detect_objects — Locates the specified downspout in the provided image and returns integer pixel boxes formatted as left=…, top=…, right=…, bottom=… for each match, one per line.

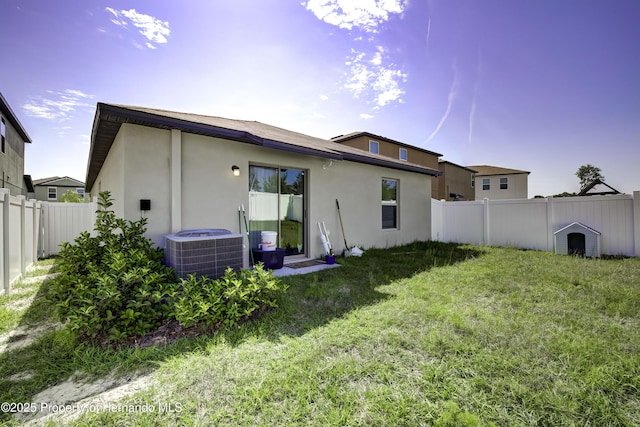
left=171, top=129, right=182, bottom=233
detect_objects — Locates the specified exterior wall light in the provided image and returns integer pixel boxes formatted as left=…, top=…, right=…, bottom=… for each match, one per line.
left=232, top=165, right=240, bottom=176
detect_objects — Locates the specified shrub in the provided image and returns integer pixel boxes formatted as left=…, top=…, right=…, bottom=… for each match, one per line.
left=59, top=189, right=87, bottom=203
left=174, top=263, right=288, bottom=328
left=47, top=191, right=179, bottom=342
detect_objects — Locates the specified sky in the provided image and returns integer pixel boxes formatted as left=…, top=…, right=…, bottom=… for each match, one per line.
left=1, top=0, right=639, bottom=197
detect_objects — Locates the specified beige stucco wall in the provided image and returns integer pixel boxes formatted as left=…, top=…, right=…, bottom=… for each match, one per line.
left=91, top=124, right=127, bottom=218
left=474, top=173, right=528, bottom=200
left=93, top=124, right=433, bottom=266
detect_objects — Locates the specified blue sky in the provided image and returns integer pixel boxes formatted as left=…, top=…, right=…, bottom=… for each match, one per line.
left=1, top=0, right=639, bottom=197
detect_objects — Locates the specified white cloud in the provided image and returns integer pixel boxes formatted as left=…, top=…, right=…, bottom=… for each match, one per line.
left=303, top=0, right=408, bottom=33
left=105, top=7, right=170, bottom=49
left=360, top=113, right=374, bottom=119
left=344, top=49, right=406, bottom=106
left=319, top=94, right=329, bottom=101
left=426, top=61, right=460, bottom=143
left=303, top=1, right=407, bottom=109
left=23, top=89, right=95, bottom=121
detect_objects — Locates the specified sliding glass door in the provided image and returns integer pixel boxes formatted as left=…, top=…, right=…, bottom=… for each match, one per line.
left=248, top=165, right=306, bottom=256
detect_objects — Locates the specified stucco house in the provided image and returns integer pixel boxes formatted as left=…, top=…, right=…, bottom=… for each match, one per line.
left=33, top=176, right=86, bottom=201
left=331, top=131, right=442, bottom=170
left=85, top=103, right=441, bottom=267
left=0, top=92, right=32, bottom=196
left=433, top=160, right=477, bottom=201
left=468, top=165, right=530, bottom=200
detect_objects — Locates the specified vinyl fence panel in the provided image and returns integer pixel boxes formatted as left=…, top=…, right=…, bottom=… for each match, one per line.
left=43, top=201, right=97, bottom=256
left=432, top=192, right=639, bottom=257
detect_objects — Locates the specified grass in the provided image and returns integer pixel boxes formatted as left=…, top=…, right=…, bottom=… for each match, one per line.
left=1, top=242, right=639, bottom=426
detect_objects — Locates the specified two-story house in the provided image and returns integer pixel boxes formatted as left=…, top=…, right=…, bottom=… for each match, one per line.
left=0, top=92, right=32, bottom=196
left=468, top=165, right=530, bottom=200
left=331, top=132, right=442, bottom=170
left=32, top=176, right=86, bottom=201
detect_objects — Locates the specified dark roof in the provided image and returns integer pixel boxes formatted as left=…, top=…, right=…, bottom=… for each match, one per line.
left=86, top=103, right=441, bottom=192
left=438, top=160, right=478, bottom=173
left=467, top=165, right=530, bottom=176
left=33, top=176, right=85, bottom=187
left=578, top=179, right=620, bottom=196
left=0, top=92, right=32, bottom=143
left=331, top=131, right=443, bottom=157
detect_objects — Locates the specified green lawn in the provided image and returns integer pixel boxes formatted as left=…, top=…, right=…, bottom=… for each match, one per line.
left=2, top=243, right=639, bottom=426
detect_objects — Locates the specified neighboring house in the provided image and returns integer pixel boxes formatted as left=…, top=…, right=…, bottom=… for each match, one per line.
left=433, top=161, right=477, bottom=201
left=0, top=92, right=32, bottom=196
left=85, top=103, right=441, bottom=266
left=33, top=176, right=86, bottom=201
left=331, top=131, right=442, bottom=170
left=468, top=165, right=530, bottom=200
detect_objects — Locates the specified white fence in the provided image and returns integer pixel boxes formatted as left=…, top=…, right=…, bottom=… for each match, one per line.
left=0, top=189, right=97, bottom=295
left=432, top=191, right=640, bottom=257
left=248, top=192, right=303, bottom=222
left=4, top=189, right=639, bottom=294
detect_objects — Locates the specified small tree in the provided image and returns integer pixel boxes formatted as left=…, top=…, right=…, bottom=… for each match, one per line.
left=59, top=189, right=87, bottom=203
left=575, top=164, right=604, bottom=190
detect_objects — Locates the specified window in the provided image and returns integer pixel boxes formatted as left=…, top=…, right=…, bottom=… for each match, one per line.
left=382, top=178, right=398, bottom=229
left=500, top=177, right=508, bottom=190
left=1, top=118, right=5, bottom=153
left=399, top=148, right=407, bottom=161
left=76, top=188, right=85, bottom=197
left=369, top=140, right=379, bottom=154
left=48, top=187, right=57, bottom=200
left=482, top=178, right=490, bottom=191
left=471, top=175, right=475, bottom=188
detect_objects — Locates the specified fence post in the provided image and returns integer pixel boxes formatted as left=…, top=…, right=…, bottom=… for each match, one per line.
left=30, top=200, right=39, bottom=261
left=483, top=198, right=490, bottom=246
left=634, top=191, right=640, bottom=257
left=546, top=196, right=554, bottom=252
left=41, top=201, right=49, bottom=258
left=1, top=189, right=10, bottom=294
left=18, top=195, right=27, bottom=276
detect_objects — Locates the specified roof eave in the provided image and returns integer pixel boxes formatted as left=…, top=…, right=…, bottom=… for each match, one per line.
left=340, top=152, right=441, bottom=176
left=333, top=131, right=443, bottom=158
left=0, top=92, right=32, bottom=143
left=86, top=103, right=345, bottom=191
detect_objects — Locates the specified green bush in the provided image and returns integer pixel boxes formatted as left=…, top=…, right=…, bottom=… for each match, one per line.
left=174, top=263, right=288, bottom=328
left=47, top=192, right=180, bottom=342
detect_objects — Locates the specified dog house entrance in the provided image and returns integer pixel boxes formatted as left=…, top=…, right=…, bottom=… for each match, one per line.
left=567, top=232, right=586, bottom=257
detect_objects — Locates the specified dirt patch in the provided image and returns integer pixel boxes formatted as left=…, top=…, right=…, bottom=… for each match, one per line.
left=16, top=371, right=153, bottom=424
left=0, top=322, right=62, bottom=353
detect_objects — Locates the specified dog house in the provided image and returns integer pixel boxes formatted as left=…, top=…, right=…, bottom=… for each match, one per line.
left=554, top=222, right=601, bottom=257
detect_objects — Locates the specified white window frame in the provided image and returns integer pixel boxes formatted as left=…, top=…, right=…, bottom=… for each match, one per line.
left=48, top=187, right=57, bottom=200
left=471, top=175, right=475, bottom=188
left=399, top=147, right=407, bottom=161
left=76, top=188, right=85, bottom=197
left=369, top=140, right=379, bottom=154
left=382, top=178, right=398, bottom=230
left=500, top=177, right=508, bottom=190
left=482, top=178, right=490, bottom=191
